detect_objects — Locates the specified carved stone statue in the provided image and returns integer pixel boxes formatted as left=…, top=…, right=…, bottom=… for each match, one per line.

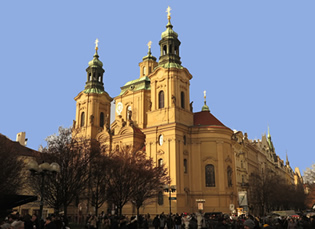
left=89, top=114, right=94, bottom=124
left=190, top=101, right=193, bottom=112
left=172, top=95, right=176, bottom=105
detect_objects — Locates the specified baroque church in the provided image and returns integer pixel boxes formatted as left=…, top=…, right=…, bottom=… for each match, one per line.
left=72, top=8, right=300, bottom=215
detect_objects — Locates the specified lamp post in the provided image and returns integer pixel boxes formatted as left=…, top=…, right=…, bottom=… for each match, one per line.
left=27, top=160, right=60, bottom=227
left=163, top=185, right=176, bottom=228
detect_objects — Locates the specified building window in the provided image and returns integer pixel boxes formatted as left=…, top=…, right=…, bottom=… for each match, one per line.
left=181, top=91, right=185, bottom=109
left=184, top=159, right=187, bottom=173
left=98, top=75, right=102, bottom=82
left=159, top=91, right=164, bottom=109
left=205, top=164, right=215, bottom=187
left=89, top=73, right=92, bottom=81
left=80, top=112, right=85, bottom=127
left=227, top=166, right=233, bottom=187
left=183, top=135, right=186, bottom=145
left=158, top=158, right=163, bottom=167
left=175, top=46, right=178, bottom=55
left=100, top=112, right=104, bottom=127
left=158, top=191, right=164, bottom=205
left=242, top=175, right=245, bottom=184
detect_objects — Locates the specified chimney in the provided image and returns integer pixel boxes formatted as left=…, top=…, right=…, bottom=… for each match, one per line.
left=16, top=132, right=27, bottom=146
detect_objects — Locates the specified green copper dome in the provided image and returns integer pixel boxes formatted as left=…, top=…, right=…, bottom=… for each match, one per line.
left=88, top=51, right=103, bottom=68
left=202, top=104, right=210, bottom=112
left=161, top=20, right=178, bottom=39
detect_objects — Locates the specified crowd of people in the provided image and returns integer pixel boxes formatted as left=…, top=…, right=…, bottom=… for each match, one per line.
left=0, top=213, right=68, bottom=229
left=1, top=211, right=315, bottom=229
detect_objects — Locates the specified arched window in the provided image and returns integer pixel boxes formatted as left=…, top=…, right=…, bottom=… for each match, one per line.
left=163, top=45, right=167, bottom=55
left=80, top=112, right=85, bottom=127
left=158, top=191, right=164, bottom=205
left=89, top=73, right=92, bottom=81
left=175, top=46, right=178, bottom=55
left=183, top=135, right=186, bottom=145
left=205, top=164, right=215, bottom=187
left=181, top=91, right=185, bottom=109
left=100, top=112, right=104, bottom=127
left=158, top=158, right=163, bottom=167
left=158, top=91, right=164, bottom=109
left=143, top=66, right=146, bottom=76
left=98, top=75, right=102, bottom=82
left=184, top=159, right=187, bottom=173
left=227, top=166, right=233, bottom=187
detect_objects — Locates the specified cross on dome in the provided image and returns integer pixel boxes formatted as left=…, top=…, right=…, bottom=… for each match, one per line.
left=95, top=38, right=99, bottom=50
left=166, top=6, right=171, bottom=19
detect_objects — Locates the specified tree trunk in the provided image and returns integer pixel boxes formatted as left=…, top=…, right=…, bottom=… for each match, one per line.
left=137, top=207, right=140, bottom=229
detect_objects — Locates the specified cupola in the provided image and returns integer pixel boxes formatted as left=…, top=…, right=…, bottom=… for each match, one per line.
left=84, top=39, right=105, bottom=93
left=139, top=41, right=158, bottom=77
left=158, top=6, right=182, bottom=68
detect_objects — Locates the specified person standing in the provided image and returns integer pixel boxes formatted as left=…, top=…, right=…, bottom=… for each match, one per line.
left=44, top=217, right=56, bottom=229
left=159, top=214, right=166, bottom=229
left=153, top=215, right=160, bottom=229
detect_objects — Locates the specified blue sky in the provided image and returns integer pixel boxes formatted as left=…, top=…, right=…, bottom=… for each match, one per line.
left=1, top=1, right=314, bottom=175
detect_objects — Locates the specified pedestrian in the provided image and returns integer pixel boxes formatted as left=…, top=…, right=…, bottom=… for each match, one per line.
left=44, top=217, right=57, bottom=229
left=243, top=219, right=255, bottom=229
left=160, top=214, right=166, bottom=229
left=153, top=215, right=160, bottom=229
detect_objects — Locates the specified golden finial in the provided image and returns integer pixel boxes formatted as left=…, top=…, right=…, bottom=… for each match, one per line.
left=147, top=41, right=152, bottom=50
left=166, top=6, right=171, bottom=20
left=95, top=38, right=99, bottom=51
left=204, top=90, right=206, bottom=99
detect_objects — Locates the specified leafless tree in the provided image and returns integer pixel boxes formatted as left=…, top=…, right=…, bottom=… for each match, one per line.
left=29, top=127, right=95, bottom=219
left=0, top=134, right=25, bottom=196
left=130, top=153, right=169, bottom=220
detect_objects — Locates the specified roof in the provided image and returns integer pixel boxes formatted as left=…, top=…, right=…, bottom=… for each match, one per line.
left=0, top=134, right=38, bottom=157
left=193, top=111, right=227, bottom=128
left=0, top=195, right=37, bottom=211
left=119, top=76, right=151, bottom=96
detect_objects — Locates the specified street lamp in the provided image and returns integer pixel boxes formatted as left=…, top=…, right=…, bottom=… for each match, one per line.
left=27, top=160, right=60, bottom=226
left=163, top=185, right=176, bottom=227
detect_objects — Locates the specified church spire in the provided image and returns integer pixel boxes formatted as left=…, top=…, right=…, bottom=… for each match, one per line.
left=142, top=41, right=156, bottom=62
left=202, top=90, right=210, bottom=112
left=84, top=39, right=105, bottom=93
left=158, top=6, right=182, bottom=68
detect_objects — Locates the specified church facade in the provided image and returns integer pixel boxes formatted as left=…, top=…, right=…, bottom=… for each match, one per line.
left=73, top=10, right=299, bottom=215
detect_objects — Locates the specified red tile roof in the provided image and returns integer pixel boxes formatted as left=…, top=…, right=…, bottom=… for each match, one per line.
left=193, top=111, right=227, bottom=128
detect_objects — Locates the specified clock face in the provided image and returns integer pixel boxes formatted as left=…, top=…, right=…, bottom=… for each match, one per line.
left=159, top=134, right=163, bottom=146
left=116, top=102, right=123, bottom=115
